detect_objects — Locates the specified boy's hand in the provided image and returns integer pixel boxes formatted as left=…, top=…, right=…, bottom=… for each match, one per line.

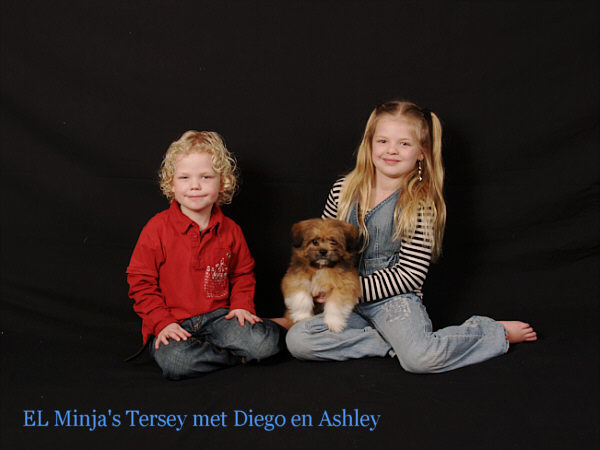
left=155, top=323, right=192, bottom=350
left=225, top=309, right=262, bottom=326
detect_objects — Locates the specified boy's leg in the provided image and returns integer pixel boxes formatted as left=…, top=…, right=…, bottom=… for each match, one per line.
left=203, top=309, right=283, bottom=362
left=285, top=311, right=391, bottom=361
left=150, top=316, right=241, bottom=380
left=364, top=293, right=508, bottom=373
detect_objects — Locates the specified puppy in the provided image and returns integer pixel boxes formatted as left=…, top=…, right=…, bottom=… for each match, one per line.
left=281, top=218, right=361, bottom=332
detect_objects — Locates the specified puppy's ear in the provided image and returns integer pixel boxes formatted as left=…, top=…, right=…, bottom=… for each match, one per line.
left=342, top=222, right=360, bottom=252
left=291, top=221, right=307, bottom=248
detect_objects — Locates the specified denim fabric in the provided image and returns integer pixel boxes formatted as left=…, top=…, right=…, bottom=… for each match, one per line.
left=150, top=308, right=281, bottom=379
left=286, top=294, right=508, bottom=372
left=286, top=192, right=509, bottom=372
left=348, top=189, right=402, bottom=277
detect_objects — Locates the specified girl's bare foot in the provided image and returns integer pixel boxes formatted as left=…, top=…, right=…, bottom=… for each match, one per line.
left=499, top=321, right=537, bottom=344
left=269, top=317, right=293, bottom=330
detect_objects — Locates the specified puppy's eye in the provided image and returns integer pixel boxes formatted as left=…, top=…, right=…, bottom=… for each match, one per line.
left=311, top=239, right=319, bottom=246
left=330, top=240, right=338, bottom=246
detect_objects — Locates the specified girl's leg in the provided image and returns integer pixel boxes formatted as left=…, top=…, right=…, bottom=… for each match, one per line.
left=364, top=294, right=509, bottom=373
left=285, top=310, right=391, bottom=361
left=498, top=321, right=537, bottom=343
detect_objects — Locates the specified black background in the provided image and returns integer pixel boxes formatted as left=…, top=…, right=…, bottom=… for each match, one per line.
left=1, top=1, right=598, bottom=448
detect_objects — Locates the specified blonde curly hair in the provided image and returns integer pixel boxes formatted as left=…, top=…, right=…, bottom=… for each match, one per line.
left=159, top=131, right=238, bottom=205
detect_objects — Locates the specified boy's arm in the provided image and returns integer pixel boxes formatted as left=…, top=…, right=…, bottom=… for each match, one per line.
left=128, top=273, right=179, bottom=336
left=227, top=225, right=257, bottom=314
left=127, top=223, right=178, bottom=339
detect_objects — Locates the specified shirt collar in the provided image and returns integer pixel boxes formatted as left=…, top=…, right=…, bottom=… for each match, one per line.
left=168, top=201, right=223, bottom=235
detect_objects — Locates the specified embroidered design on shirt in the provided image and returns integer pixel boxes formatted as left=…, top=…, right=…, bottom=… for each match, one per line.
left=204, top=256, right=229, bottom=298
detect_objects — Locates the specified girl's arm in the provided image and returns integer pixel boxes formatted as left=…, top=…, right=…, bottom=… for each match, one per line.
left=359, top=213, right=432, bottom=301
left=322, top=178, right=345, bottom=219
left=321, top=178, right=432, bottom=302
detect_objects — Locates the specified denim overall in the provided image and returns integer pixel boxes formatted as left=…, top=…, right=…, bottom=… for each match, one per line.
left=286, top=192, right=508, bottom=373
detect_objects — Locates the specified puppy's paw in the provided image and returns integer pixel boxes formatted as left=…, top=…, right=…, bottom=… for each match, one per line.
left=285, top=291, right=314, bottom=323
left=324, top=314, right=345, bottom=333
left=323, top=305, right=347, bottom=332
left=323, top=301, right=354, bottom=333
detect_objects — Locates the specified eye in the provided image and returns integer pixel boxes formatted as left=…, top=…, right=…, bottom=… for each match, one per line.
left=311, top=239, right=319, bottom=246
left=329, top=239, right=338, bottom=246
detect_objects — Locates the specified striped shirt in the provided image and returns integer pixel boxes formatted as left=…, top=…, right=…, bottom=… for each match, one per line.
left=322, top=178, right=432, bottom=303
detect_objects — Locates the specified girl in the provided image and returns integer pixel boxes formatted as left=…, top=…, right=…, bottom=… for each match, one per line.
left=285, top=100, right=536, bottom=373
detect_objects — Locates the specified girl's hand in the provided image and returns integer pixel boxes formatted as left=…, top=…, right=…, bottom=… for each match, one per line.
left=155, top=323, right=192, bottom=350
left=226, top=309, right=263, bottom=326
left=313, top=291, right=328, bottom=303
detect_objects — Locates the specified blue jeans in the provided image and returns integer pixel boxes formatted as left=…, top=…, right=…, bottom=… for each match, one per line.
left=286, top=293, right=509, bottom=373
left=150, top=308, right=282, bottom=380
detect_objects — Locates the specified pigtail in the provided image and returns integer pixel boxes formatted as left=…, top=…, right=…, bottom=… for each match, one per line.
left=428, top=112, right=446, bottom=259
left=382, top=104, right=444, bottom=260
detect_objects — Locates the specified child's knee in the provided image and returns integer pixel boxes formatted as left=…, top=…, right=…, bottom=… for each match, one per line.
left=285, top=324, right=313, bottom=360
left=396, top=344, right=442, bottom=374
left=243, top=322, right=282, bottom=361
left=152, top=344, right=193, bottom=380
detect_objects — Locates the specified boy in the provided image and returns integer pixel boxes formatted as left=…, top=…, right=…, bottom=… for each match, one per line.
left=127, top=131, right=281, bottom=379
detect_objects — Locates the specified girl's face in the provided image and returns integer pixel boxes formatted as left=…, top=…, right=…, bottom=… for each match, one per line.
left=171, top=152, right=222, bottom=220
left=371, top=116, right=423, bottom=185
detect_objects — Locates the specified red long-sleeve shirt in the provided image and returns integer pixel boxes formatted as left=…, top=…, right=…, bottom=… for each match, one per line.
left=127, top=201, right=256, bottom=343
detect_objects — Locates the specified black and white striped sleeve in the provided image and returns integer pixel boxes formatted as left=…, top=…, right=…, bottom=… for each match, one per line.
left=320, top=177, right=432, bottom=302
left=359, top=210, right=433, bottom=302
left=321, top=178, right=345, bottom=219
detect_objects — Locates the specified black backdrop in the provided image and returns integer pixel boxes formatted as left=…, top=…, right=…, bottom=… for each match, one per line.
left=1, top=1, right=598, bottom=448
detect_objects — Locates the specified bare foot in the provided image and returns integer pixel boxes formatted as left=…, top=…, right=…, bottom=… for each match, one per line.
left=269, top=317, right=293, bottom=330
left=499, top=321, right=537, bottom=344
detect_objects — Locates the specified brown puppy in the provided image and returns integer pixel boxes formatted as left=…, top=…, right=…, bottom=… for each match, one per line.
left=281, top=218, right=361, bottom=332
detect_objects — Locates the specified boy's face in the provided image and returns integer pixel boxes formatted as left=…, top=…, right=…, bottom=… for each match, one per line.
left=171, top=152, right=222, bottom=221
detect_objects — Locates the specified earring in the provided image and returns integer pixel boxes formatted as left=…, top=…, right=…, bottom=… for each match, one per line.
left=418, top=160, right=423, bottom=182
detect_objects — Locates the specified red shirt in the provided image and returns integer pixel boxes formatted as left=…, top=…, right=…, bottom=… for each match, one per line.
left=127, top=201, right=256, bottom=343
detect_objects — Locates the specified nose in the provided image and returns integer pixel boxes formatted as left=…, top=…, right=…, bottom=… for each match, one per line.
left=319, top=249, right=328, bottom=256
left=190, top=178, right=202, bottom=189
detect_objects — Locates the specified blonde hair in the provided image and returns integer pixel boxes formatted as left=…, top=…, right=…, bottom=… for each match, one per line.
left=337, top=100, right=446, bottom=260
left=158, top=131, right=238, bottom=205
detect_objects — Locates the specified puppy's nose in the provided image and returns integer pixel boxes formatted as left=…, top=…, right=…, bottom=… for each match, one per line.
left=319, top=249, right=328, bottom=256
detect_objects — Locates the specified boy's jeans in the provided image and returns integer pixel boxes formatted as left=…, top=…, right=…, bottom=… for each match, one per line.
left=150, top=308, right=281, bottom=379
left=286, top=293, right=508, bottom=373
